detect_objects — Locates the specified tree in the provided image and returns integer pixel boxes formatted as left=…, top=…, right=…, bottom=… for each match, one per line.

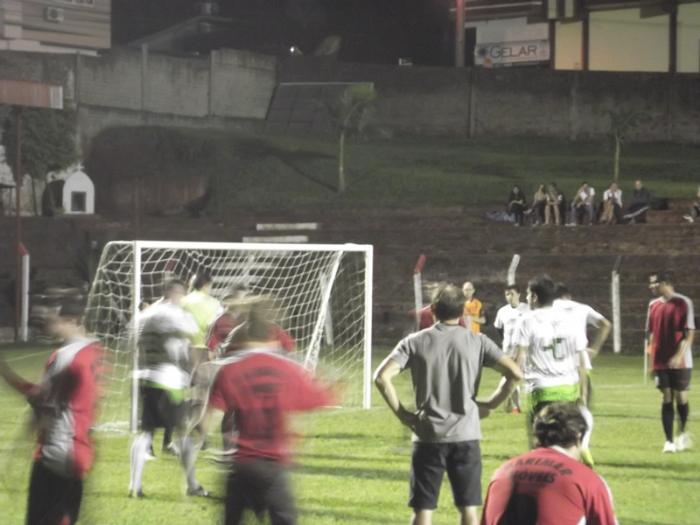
left=2, top=108, right=78, bottom=214
left=330, top=83, right=377, bottom=194
left=606, top=110, right=650, bottom=183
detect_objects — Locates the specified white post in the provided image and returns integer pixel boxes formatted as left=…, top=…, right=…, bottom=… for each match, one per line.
left=20, top=246, right=29, bottom=342
left=362, top=247, right=374, bottom=409
left=413, top=272, right=423, bottom=331
left=305, top=253, right=344, bottom=371
left=130, top=242, right=142, bottom=433
left=611, top=270, right=621, bottom=354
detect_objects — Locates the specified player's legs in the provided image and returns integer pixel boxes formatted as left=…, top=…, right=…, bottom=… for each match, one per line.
left=263, top=464, right=297, bottom=525
left=129, top=432, right=152, bottom=496
left=225, top=466, right=248, bottom=525
left=672, top=369, right=692, bottom=450
left=656, top=370, right=676, bottom=450
left=409, top=443, right=447, bottom=524
left=27, top=460, right=83, bottom=525
left=445, top=441, right=481, bottom=525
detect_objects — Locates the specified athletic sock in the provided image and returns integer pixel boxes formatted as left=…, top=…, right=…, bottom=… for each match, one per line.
left=130, top=432, right=152, bottom=493
left=179, top=435, right=200, bottom=490
left=677, top=402, right=689, bottom=433
left=662, top=402, right=675, bottom=442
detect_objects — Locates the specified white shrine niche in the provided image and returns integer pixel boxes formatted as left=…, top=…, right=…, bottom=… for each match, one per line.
left=61, top=169, right=95, bottom=214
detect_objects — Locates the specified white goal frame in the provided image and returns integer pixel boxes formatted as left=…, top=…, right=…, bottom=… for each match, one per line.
left=88, top=240, right=373, bottom=432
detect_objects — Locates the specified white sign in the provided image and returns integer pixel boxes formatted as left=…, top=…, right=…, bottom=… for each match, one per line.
left=475, top=40, right=550, bottom=66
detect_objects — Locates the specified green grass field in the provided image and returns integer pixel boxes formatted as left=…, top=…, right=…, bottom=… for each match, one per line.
left=1, top=346, right=699, bottom=524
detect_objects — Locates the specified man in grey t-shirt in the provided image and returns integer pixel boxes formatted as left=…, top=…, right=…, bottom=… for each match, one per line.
left=375, top=283, right=523, bottom=525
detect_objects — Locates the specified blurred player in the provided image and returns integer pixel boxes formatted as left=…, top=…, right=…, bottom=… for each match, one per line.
left=375, top=283, right=522, bottom=525
left=207, top=287, right=295, bottom=356
left=515, top=275, right=588, bottom=447
left=0, top=301, right=103, bottom=525
left=646, top=272, right=695, bottom=453
left=481, top=402, right=617, bottom=525
left=181, top=272, right=222, bottom=362
left=462, top=281, right=486, bottom=334
left=553, top=283, right=611, bottom=465
left=128, top=279, right=208, bottom=498
left=493, top=284, right=530, bottom=413
left=204, top=304, right=334, bottom=524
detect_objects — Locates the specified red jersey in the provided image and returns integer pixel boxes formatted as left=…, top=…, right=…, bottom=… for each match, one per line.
left=209, top=349, right=333, bottom=463
left=481, top=447, right=617, bottom=525
left=646, top=294, right=695, bottom=370
left=206, top=312, right=295, bottom=354
left=5, top=339, right=103, bottom=478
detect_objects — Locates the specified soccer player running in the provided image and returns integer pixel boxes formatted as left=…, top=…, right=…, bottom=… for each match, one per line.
left=553, top=282, right=611, bottom=465
left=646, top=272, right=695, bottom=453
left=374, top=283, right=523, bottom=525
left=204, top=304, right=335, bottom=524
left=493, top=284, right=530, bottom=414
left=481, top=402, right=618, bottom=525
left=0, top=301, right=103, bottom=525
left=515, top=275, right=589, bottom=448
left=128, top=278, right=208, bottom=498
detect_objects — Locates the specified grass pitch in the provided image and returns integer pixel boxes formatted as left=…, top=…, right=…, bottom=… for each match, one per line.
left=1, top=345, right=699, bottom=524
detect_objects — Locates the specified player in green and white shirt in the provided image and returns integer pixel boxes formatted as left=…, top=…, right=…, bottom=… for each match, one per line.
left=516, top=275, right=588, bottom=444
left=553, top=282, right=611, bottom=465
left=493, top=284, right=530, bottom=413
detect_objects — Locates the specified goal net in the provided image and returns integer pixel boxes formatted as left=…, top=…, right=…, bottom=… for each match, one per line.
left=84, top=241, right=373, bottom=432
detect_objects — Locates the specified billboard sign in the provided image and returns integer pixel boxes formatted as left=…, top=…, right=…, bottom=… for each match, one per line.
left=475, top=39, right=550, bottom=67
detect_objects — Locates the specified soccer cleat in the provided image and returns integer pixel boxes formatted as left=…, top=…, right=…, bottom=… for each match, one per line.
left=511, top=407, right=521, bottom=415
left=186, top=485, right=210, bottom=498
left=663, top=441, right=677, bottom=453
left=129, top=489, right=145, bottom=499
left=580, top=448, right=595, bottom=467
left=676, top=432, right=693, bottom=451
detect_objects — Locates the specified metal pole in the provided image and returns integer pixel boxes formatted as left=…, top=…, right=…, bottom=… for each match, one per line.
left=14, top=107, right=22, bottom=342
left=455, top=0, right=465, bottom=67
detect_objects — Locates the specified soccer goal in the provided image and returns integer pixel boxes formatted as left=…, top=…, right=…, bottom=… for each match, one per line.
left=84, top=241, right=373, bottom=432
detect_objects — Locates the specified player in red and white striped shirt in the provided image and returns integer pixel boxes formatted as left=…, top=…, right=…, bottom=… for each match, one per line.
left=646, top=272, right=695, bottom=453
left=0, top=301, right=103, bottom=525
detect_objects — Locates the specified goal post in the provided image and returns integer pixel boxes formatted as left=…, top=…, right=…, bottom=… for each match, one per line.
left=85, top=240, right=374, bottom=432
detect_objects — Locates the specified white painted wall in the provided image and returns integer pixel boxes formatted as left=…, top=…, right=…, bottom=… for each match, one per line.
left=555, top=21, right=583, bottom=70
left=678, top=3, right=700, bottom=73
left=467, top=17, right=548, bottom=44
left=589, top=8, right=669, bottom=72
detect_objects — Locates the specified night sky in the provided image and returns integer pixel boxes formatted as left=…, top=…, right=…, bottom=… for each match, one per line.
left=112, top=0, right=454, bottom=65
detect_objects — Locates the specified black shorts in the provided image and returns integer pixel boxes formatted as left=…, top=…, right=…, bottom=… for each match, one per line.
left=26, top=460, right=83, bottom=525
left=409, top=440, right=482, bottom=510
left=655, top=369, right=692, bottom=391
left=140, top=385, right=184, bottom=432
left=225, top=460, right=296, bottom=525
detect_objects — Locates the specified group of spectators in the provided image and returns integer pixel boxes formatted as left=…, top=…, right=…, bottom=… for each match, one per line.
left=507, top=179, right=654, bottom=226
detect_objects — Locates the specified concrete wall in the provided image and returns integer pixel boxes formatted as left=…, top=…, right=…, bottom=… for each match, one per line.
left=277, top=59, right=700, bottom=143
left=210, top=49, right=277, bottom=119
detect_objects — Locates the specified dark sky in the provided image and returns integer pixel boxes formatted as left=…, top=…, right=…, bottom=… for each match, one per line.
left=112, top=0, right=454, bottom=65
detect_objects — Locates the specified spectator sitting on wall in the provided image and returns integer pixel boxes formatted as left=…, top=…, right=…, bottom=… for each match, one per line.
left=507, top=185, right=527, bottom=227
left=600, top=182, right=623, bottom=225
left=544, top=183, right=563, bottom=226
left=529, top=185, right=547, bottom=226
left=570, top=182, right=596, bottom=226
left=683, top=186, right=700, bottom=223
left=624, top=179, right=652, bottom=223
